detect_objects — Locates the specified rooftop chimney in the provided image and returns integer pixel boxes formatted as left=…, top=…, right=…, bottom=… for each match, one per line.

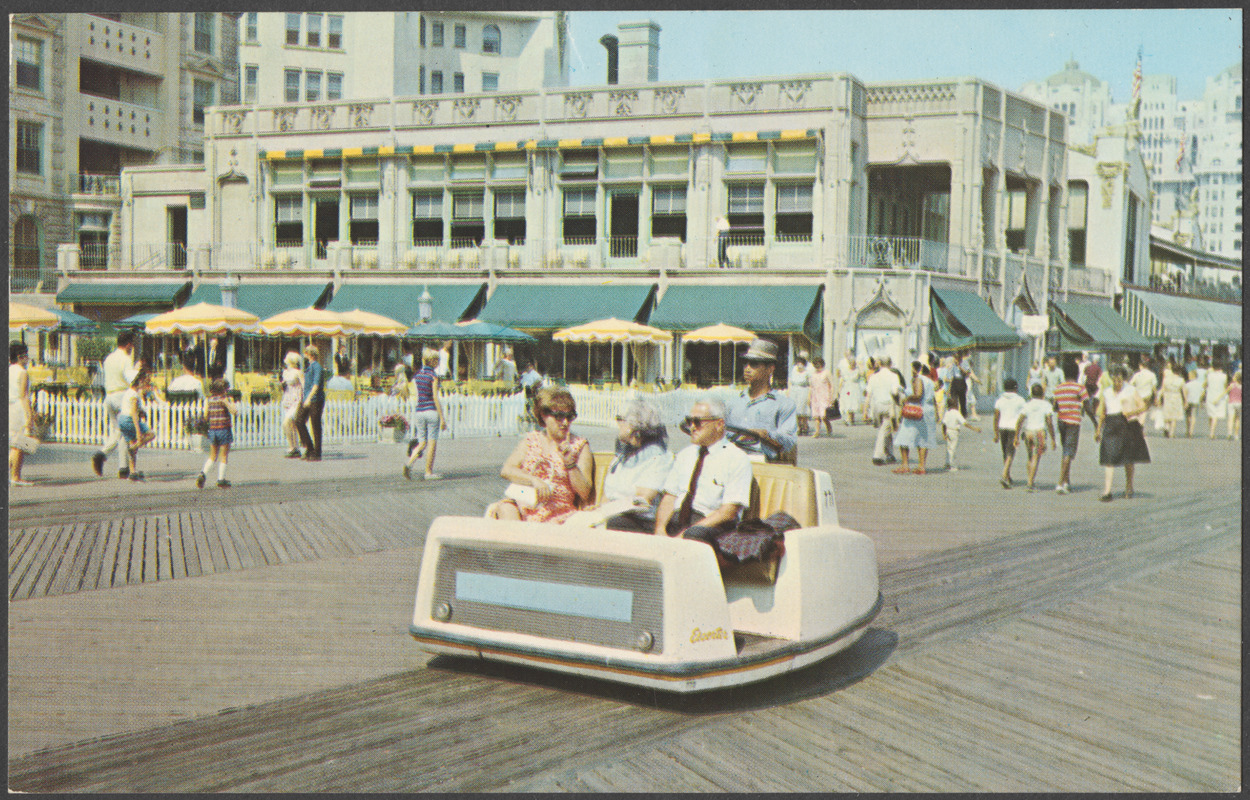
left=599, top=34, right=619, bottom=85
left=617, top=20, right=660, bottom=84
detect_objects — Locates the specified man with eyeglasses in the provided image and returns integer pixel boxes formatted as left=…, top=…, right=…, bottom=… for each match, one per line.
left=606, top=397, right=752, bottom=543
left=724, top=338, right=798, bottom=463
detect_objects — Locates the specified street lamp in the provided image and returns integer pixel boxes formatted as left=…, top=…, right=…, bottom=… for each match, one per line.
left=219, top=273, right=240, bottom=387
left=418, top=286, right=433, bottom=324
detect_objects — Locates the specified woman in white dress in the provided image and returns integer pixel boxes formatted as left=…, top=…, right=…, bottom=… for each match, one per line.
left=9, top=343, right=35, bottom=486
left=838, top=355, right=864, bottom=425
left=1203, top=359, right=1230, bottom=439
left=280, top=351, right=305, bottom=458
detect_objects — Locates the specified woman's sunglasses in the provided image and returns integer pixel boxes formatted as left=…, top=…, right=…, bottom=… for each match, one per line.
left=545, top=410, right=577, bottom=422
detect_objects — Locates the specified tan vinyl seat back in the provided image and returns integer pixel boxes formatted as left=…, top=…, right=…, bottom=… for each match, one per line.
left=593, top=451, right=817, bottom=527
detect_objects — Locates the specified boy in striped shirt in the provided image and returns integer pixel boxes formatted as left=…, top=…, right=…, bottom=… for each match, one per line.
left=1052, top=360, right=1089, bottom=495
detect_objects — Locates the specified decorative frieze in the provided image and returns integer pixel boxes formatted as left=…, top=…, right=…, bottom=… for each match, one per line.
left=779, top=80, right=812, bottom=107
left=453, top=98, right=480, bottom=122
left=564, top=92, right=593, bottom=118
left=654, top=87, right=684, bottom=115
left=310, top=106, right=335, bottom=130
left=224, top=110, right=247, bottom=134
left=494, top=95, right=522, bottom=122
left=274, top=108, right=296, bottom=132
left=349, top=103, right=374, bottom=128
left=730, top=82, right=765, bottom=108
left=609, top=90, right=639, bottom=116
left=1096, top=162, right=1128, bottom=208
left=414, top=100, right=439, bottom=125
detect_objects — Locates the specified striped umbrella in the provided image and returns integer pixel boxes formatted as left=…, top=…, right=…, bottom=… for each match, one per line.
left=9, top=302, right=60, bottom=331
left=260, top=307, right=362, bottom=336
left=146, top=303, right=260, bottom=335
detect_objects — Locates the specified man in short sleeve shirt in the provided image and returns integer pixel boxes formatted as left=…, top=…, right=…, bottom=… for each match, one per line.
left=1051, top=359, right=1089, bottom=495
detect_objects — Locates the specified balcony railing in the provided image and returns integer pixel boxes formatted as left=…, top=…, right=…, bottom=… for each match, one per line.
left=75, top=94, right=162, bottom=152
left=608, top=236, right=639, bottom=259
left=80, top=243, right=111, bottom=269
left=1138, top=273, right=1242, bottom=303
left=75, top=174, right=121, bottom=196
left=132, top=242, right=186, bottom=270
left=845, top=235, right=953, bottom=273
left=69, top=14, right=167, bottom=78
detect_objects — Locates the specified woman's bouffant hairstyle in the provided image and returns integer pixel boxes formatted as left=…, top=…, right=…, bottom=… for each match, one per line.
left=617, top=397, right=667, bottom=451
left=422, top=347, right=441, bottom=367
left=534, top=386, right=576, bottom=419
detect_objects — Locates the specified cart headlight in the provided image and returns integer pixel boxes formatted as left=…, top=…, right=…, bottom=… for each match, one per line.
left=636, top=630, right=654, bottom=652
left=433, top=602, right=452, bottom=621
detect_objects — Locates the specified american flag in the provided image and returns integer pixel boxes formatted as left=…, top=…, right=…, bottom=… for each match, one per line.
left=1131, top=46, right=1142, bottom=118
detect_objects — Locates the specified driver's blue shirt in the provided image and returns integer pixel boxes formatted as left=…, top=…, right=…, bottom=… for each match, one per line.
left=725, top=387, right=798, bottom=459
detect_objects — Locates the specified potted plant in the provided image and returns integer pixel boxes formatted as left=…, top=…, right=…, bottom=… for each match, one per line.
left=185, top=415, right=211, bottom=451
left=378, top=412, right=409, bottom=443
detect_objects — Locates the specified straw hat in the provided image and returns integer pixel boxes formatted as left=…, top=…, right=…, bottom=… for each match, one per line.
left=741, top=338, right=780, bottom=363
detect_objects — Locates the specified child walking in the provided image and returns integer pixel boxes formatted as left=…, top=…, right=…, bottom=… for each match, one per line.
left=118, top=367, right=158, bottom=481
left=1015, top=383, right=1057, bottom=492
left=197, top=378, right=237, bottom=488
left=991, top=378, right=1026, bottom=489
left=940, top=400, right=981, bottom=470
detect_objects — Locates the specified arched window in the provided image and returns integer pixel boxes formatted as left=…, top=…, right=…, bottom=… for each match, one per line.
left=482, top=24, right=500, bottom=54
left=13, top=215, right=41, bottom=290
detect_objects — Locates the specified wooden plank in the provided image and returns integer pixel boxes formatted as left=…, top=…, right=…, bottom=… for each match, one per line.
left=156, top=515, right=174, bottom=582
left=28, top=525, right=75, bottom=599
left=220, top=508, right=259, bottom=571
left=125, top=516, right=146, bottom=585
left=247, top=505, right=308, bottom=563
left=57, top=522, right=100, bottom=596
left=242, top=505, right=292, bottom=566
left=8, top=526, right=36, bottom=576
left=167, top=513, right=189, bottom=581
left=199, top=508, right=229, bottom=575
left=211, top=508, right=243, bottom=573
left=142, top=516, right=159, bottom=585
left=258, top=503, right=328, bottom=562
left=9, top=526, right=50, bottom=599
left=180, top=511, right=205, bottom=579
left=79, top=520, right=112, bottom=592
left=95, top=520, right=123, bottom=590
left=298, top=501, right=368, bottom=556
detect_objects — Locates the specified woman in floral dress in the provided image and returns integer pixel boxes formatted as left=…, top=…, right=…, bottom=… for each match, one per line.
left=491, top=387, right=594, bottom=523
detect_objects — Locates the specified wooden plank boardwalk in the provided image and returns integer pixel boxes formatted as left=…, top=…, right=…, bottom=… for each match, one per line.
left=7, top=486, right=497, bottom=602
left=9, top=490, right=1239, bottom=793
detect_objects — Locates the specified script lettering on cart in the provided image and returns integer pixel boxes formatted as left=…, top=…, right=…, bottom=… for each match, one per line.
left=690, top=627, right=729, bottom=643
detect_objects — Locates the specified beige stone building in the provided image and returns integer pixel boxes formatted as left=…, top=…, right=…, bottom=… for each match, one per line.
left=236, top=12, right=568, bottom=106
left=59, top=55, right=1131, bottom=392
left=9, top=12, right=239, bottom=294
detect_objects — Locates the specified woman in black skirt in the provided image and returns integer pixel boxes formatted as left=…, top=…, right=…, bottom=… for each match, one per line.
left=1094, top=364, right=1150, bottom=501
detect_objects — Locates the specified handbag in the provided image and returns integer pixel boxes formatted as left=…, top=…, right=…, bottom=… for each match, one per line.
left=11, top=433, right=39, bottom=455
left=826, top=399, right=840, bottom=420
left=901, top=402, right=924, bottom=420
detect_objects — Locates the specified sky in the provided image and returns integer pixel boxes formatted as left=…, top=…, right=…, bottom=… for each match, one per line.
left=566, top=10, right=1242, bottom=103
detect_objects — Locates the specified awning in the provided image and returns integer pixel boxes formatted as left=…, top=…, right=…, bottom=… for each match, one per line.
left=649, top=285, right=824, bottom=343
left=929, top=287, right=1023, bottom=352
left=478, top=283, right=657, bottom=331
left=47, top=308, right=99, bottom=334
left=326, top=282, right=486, bottom=326
left=187, top=282, right=332, bottom=320
left=56, top=281, right=190, bottom=306
left=1049, top=299, right=1154, bottom=353
left=1121, top=289, right=1242, bottom=345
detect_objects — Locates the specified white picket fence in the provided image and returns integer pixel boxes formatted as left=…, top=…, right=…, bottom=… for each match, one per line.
left=31, top=386, right=744, bottom=451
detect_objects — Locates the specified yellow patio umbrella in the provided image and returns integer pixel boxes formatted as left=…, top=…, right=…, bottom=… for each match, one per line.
left=336, top=309, right=409, bottom=335
left=145, top=302, right=261, bottom=335
left=553, top=318, right=671, bottom=384
left=552, top=318, right=672, bottom=345
left=682, top=323, right=756, bottom=384
left=259, top=307, right=363, bottom=336
left=9, top=301, right=61, bottom=331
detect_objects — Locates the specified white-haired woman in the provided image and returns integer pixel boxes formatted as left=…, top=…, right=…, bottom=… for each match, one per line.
left=602, top=397, right=673, bottom=509
left=280, top=351, right=304, bottom=458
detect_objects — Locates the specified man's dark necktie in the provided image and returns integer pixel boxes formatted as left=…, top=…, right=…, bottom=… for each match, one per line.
left=677, top=446, right=709, bottom=529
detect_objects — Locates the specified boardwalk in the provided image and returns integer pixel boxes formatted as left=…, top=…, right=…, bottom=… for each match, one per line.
left=7, top=423, right=1242, bottom=791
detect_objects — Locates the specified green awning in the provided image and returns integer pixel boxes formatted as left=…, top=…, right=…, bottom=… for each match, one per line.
left=56, top=281, right=190, bottom=305
left=326, top=282, right=486, bottom=326
left=649, top=284, right=824, bottom=343
left=47, top=308, right=100, bottom=334
left=187, top=282, right=332, bottom=320
left=478, top=283, right=657, bottom=330
left=1049, top=299, right=1154, bottom=353
left=1121, top=289, right=1241, bottom=345
left=929, top=287, right=1023, bottom=352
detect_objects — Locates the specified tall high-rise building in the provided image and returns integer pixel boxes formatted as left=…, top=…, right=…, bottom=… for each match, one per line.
left=235, top=11, right=568, bottom=106
left=1022, top=59, right=1242, bottom=257
left=9, top=12, right=240, bottom=293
